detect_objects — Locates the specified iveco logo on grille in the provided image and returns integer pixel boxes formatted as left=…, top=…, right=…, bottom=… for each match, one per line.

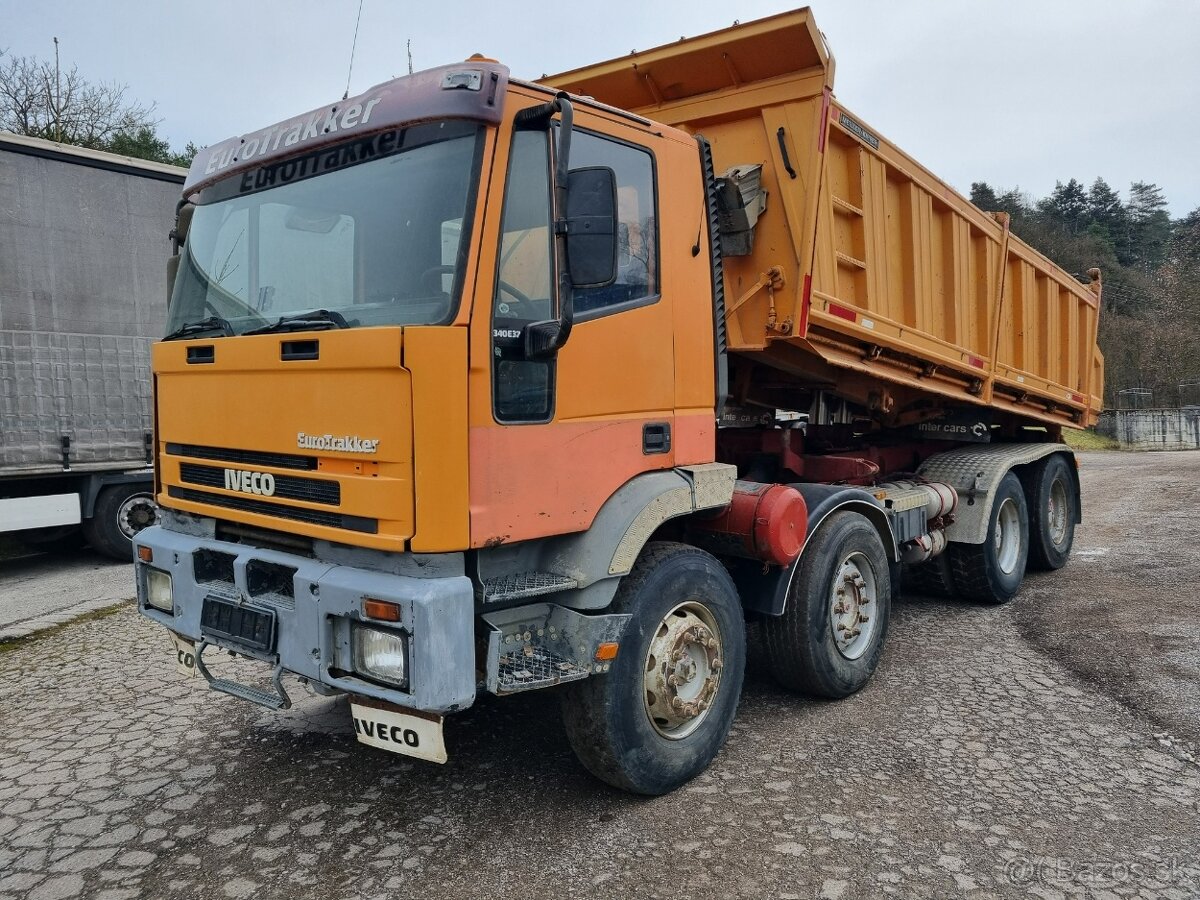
left=223, top=469, right=276, bottom=496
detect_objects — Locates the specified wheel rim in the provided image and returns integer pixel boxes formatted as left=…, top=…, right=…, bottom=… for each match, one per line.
left=1047, top=478, right=1069, bottom=547
left=994, top=497, right=1022, bottom=574
left=643, top=601, right=724, bottom=740
left=117, top=493, right=159, bottom=540
left=829, top=552, right=878, bottom=660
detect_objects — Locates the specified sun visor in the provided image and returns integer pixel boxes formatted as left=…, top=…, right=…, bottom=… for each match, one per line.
left=185, top=62, right=509, bottom=195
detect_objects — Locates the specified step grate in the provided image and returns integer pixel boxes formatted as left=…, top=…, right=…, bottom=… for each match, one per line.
left=477, top=572, right=578, bottom=604
left=496, top=646, right=590, bottom=694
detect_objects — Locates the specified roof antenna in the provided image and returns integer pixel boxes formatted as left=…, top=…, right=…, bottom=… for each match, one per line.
left=407, top=39, right=414, bottom=75
left=343, top=0, right=365, bottom=100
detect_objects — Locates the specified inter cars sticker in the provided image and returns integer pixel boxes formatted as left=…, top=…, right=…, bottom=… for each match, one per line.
left=838, top=113, right=880, bottom=150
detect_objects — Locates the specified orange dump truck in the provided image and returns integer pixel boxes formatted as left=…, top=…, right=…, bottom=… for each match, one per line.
left=136, top=8, right=1101, bottom=793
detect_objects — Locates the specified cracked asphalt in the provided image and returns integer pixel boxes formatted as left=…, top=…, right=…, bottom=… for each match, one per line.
left=1, top=450, right=1198, bottom=899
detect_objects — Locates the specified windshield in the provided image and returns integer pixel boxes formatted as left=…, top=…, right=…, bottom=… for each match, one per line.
left=167, top=120, right=484, bottom=336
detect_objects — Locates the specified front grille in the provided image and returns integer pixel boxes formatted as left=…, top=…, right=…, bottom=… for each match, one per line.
left=179, top=462, right=340, bottom=505
left=168, top=486, right=377, bottom=534
left=166, top=442, right=316, bottom=471
left=194, top=548, right=236, bottom=586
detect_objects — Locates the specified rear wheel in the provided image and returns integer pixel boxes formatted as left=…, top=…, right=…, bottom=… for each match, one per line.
left=762, top=512, right=893, bottom=698
left=948, top=472, right=1028, bottom=604
left=1024, top=454, right=1077, bottom=571
left=560, top=542, right=746, bottom=795
left=84, top=484, right=159, bottom=560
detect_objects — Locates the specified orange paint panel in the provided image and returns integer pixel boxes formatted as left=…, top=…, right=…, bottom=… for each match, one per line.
left=673, top=410, right=715, bottom=465
left=153, top=328, right=414, bottom=546
left=405, top=327, right=470, bottom=552
left=469, top=417, right=673, bottom=547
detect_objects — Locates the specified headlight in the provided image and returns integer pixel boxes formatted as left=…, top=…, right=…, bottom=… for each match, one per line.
left=145, top=567, right=173, bottom=613
left=352, top=624, right=409, bottom=689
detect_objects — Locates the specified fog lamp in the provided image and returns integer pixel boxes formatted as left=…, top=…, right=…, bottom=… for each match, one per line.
left=352, top=624, right=409, bottom=689
left=145, top=567, right=173, bottom=613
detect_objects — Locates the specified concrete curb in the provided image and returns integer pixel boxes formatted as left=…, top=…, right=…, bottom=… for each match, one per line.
left=0, top=596, right=134, bottom=643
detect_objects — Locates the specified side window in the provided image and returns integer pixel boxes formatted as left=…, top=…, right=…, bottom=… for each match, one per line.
left=492, top=129, right=554, bottom=423
left=569, top=130, right=658, bottom=316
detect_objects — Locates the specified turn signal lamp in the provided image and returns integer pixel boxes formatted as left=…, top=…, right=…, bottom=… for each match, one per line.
left=363, top=599, right=402, bottom=622
left=595, top=642, right=619, bottom=661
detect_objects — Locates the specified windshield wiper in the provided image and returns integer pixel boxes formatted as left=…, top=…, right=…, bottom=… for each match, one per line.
left=162, top=316, right=235, bottom=341
left=243, top=309, right=351, bottom=336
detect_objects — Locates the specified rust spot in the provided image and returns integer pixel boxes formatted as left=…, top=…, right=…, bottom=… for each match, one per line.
left=484, top=535, right=509, bottom=548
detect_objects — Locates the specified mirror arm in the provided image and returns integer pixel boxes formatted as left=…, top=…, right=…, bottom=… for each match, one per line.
left=525, top=92, right=576, bottom=360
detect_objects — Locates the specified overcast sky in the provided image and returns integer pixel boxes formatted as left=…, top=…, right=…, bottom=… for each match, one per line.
left=3, top=0, right=1197, bottom=215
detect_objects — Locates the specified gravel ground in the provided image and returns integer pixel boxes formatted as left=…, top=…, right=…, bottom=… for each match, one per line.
left=0, top=550, right=131, bottom=632
left=0, top=450, right=1197, bottom=899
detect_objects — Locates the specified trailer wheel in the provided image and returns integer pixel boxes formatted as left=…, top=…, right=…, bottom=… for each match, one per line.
left=1024, top=454, right=1077, bottom=571
left=560, top=542, right=746, bottom=795
left=84, top=484, right=159, bottom=560
left=762, top=511, right=892, bottom=698
left=948, top=472, right=1028, bottom=604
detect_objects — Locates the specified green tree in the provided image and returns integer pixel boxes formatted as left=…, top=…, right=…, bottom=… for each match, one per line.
left=107, top=125, right=198, bottom=167
left=0, top=48, right=194, bottom=166
left=1127, top=181, right=1171, bottom=272
left=1086, top=177, right=1129, bottom=261
left=970, top=181, right=999, bottom=210
left=1038, top=178, right=1089, bottom=234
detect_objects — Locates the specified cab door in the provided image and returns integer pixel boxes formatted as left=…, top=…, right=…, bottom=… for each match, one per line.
left=467, top=104, right=678, bottom=546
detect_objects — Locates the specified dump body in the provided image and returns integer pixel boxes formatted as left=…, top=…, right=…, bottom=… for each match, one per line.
left=0, top=135, right=185, bottom=477
left=545, top=8, right=1103, bottom=428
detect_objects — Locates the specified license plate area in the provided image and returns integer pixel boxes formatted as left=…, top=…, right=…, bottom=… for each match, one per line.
left=350, top=699, right=447, bottom=764
left=200, top=596, right=277, bottom=654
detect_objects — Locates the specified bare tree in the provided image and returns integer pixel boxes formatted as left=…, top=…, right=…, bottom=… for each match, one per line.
left=0, top=47, right=157, bottom=148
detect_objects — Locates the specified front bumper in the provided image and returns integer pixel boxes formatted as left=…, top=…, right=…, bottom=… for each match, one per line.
left=133, top=524, right=475, bottom=714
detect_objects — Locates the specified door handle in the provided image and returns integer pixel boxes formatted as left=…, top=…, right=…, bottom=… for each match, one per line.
left=642, top=422, right=671, bottom=455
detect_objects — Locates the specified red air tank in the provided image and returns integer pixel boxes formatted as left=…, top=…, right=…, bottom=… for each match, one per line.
left=690, top=481, right=808, bottom=566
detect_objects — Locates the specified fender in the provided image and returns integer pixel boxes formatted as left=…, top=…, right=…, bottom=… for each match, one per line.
left=79, top=469, right=154, bottom=518
left=731, top=484, right=898, bottom=617
left=474, top=463, right=737, bottom=611
left=918, top=442, right=1076, bottom=544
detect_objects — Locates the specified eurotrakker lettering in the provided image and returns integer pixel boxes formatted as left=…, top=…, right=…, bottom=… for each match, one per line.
left=297, top=432, right=380, bottom=454
left=204, top=96, right=383, bottom=177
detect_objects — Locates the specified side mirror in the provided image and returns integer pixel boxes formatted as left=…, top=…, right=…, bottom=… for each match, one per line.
left=565, top=167, right=618, bottom=289
left=166, top=202, right=195, bottom=303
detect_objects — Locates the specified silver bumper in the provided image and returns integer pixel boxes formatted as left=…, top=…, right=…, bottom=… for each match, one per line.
left=133, top=524, right=476, bottom=714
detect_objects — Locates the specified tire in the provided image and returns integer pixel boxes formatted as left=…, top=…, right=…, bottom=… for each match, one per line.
left=947, top=471, right=1029, bottom=604
left=902, top=553, right=955, bottom=598
left=83, top=483, right=159, bottom=561
left=762, top=511, right=893, bottom=699
left=559, top=541, right=746, bottom=795
left=1023, top=454, right=1077, bottom=571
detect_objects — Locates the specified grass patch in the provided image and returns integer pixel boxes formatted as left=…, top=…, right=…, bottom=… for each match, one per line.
left=1064, top=428, right=1120, bottom=451
left=0, top=599, right=134, bottom=654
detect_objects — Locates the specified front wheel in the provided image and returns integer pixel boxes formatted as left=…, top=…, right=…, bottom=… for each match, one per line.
left=83, top=483, right=159, bottom=560
left=762, top=511, right=893, bottom=698
left=560, top=542, right=746, bottom=795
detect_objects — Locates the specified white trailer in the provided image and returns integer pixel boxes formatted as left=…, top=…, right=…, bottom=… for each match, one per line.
left=0, top=134, right=185, bottom=558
